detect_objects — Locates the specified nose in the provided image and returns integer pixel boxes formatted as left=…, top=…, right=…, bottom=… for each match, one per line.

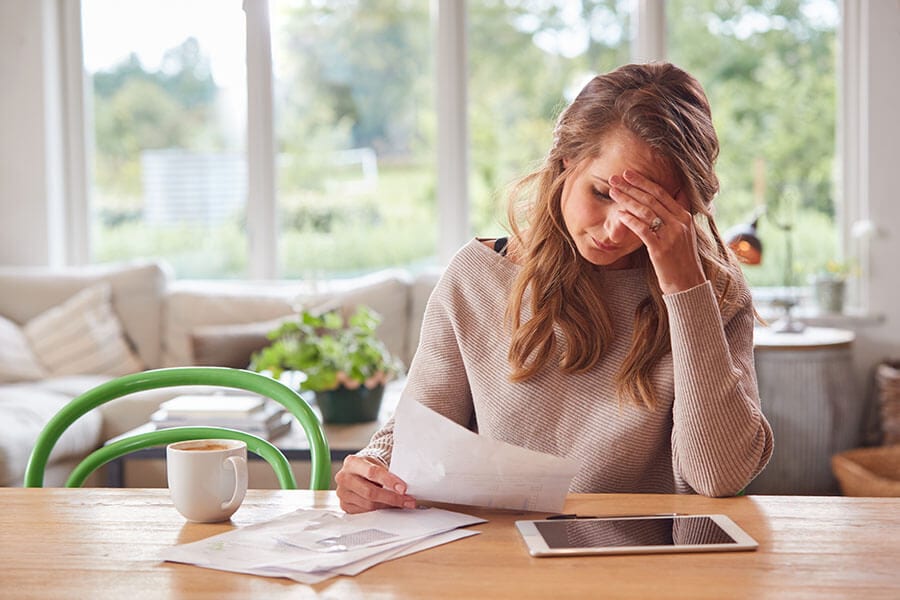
left=604, top=207, right=631, bottom=244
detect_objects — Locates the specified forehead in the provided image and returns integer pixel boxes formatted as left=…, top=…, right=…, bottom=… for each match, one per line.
left=586, top=128, right=680, bottom=192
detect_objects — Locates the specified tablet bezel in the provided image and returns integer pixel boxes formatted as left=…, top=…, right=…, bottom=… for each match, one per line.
left=515, top=514, right=758, bottom=557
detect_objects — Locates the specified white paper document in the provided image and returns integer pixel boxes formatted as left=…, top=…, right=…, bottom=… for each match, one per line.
left=162, top=506, right=484, bottom=584
left=390, top=398, right=580, bottom=512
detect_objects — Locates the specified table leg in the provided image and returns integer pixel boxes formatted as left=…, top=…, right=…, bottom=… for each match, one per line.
left=107, top=457, right=124, bottom=487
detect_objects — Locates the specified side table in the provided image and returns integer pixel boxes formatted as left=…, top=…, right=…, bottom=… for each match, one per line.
left=748, top=326, right=859, bottom=495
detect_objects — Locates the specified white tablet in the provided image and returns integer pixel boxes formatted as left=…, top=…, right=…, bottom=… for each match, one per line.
left=515, top=514, right=758, bottom=557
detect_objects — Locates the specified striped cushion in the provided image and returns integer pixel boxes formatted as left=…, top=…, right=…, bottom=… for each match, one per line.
left=0, top=314, right=47, bottom=382
left=23, top=283, right=144, bottom=376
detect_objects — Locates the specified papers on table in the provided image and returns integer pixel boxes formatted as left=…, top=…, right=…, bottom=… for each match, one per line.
left=390, top=398, right=580, bottom=512
left=162, top=506, right=484, bottom=584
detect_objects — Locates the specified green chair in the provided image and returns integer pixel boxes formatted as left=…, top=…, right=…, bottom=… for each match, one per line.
left=24, top=367, right=331, bottom=490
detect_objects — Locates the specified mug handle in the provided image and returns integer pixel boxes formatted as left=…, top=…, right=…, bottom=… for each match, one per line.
left=220, top=455, right=248, bottom=513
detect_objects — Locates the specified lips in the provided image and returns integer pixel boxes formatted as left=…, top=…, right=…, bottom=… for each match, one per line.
left=592, top=236, right=619, bottom=252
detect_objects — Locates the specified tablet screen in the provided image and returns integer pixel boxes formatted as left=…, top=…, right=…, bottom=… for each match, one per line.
left=535, top=516, right=733, bottom=547
left=516, top=514, right=758, bottom=556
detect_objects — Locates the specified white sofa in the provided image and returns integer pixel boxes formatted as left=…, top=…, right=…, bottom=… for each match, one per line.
left=0, top=260, right=440, bottom=486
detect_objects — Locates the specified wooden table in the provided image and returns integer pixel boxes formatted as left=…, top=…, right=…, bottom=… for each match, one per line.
left=3, top=489, right=899, bottom=599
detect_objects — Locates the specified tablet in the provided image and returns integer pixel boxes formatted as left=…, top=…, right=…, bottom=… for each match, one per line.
left=515, top=514, right=758, bottom=557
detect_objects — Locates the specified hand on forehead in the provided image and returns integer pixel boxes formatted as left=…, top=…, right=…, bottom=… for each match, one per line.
left=575, top=128, right=683, bottom=202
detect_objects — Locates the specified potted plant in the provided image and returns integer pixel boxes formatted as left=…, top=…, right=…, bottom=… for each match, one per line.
left=810, top=260, right=853, bottom=314
left=249, top=305, right=402, bottom=424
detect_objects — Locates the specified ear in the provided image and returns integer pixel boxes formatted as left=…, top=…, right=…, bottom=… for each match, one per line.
left=563, top=157, right=571, bottom=169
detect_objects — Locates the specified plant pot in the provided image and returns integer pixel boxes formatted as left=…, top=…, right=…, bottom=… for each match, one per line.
left=315, top=384, right=385, bottom=424
left=812, top=276, right=846, bottom=314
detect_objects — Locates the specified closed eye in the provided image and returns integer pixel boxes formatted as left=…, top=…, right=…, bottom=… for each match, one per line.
left=592, top=187, right=612, bottom=201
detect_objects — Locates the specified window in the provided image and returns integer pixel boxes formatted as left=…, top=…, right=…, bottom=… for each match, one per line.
left=76, top=0, right=842, bottom=285
left=82, top=0, right=248, bottom=278
left=270, top=1, right=435, bottom=278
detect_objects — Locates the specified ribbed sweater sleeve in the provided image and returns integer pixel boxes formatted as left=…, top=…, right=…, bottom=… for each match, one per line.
left=664, top=281, right=773, bottom=496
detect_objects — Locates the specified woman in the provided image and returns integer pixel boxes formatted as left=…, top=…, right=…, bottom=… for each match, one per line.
left=335, top=62, right=773, bottom=513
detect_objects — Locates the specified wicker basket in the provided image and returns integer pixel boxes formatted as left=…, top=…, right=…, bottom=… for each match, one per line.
left=877, top=361, right=900, bottom=444
left=831, top=445, right=900, bottom=497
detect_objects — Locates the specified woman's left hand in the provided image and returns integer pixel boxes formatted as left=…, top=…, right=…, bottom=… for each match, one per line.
left=609, top=169, right=706, bottom=294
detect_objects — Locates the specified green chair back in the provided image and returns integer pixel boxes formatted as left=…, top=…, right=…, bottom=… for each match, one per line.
left=69, top=426, right=297, bottom=489
left=24, top=367, right=331, bottom=490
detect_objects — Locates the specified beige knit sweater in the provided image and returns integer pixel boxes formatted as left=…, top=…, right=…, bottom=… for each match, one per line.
left=359, top=239, right=773, bottom=496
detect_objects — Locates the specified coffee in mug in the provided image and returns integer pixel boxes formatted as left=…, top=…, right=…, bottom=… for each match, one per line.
left=183, top=442, right=232, bottom=452
left=166, top=439, right=248, bottom=523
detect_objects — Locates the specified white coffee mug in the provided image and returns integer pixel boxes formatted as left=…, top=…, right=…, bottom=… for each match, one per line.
left=166, top=439, right=248, bottom=523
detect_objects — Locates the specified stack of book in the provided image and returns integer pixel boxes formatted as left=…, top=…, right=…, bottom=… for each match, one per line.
left=150, top=394, right=292, bottom=440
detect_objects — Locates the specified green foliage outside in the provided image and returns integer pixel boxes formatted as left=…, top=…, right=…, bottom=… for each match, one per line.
left=93, top=218, right=247, bottom=280
left=278, top=164, right=437, bottom=278
left=249, top=305, right=402, bottom=392
left=92, top=39, right=225, bottom=205
left=668, top=0, right=839, bottom=286
left=90, top=0, right=838, bottom=286
left=467, top=0, right=632, bottom=235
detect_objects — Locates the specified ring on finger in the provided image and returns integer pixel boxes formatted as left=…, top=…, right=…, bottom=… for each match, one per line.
left=649, top=216, right=664, bottom=232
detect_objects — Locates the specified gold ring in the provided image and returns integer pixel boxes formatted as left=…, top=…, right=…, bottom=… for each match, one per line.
left=650, top=217, right=664, bottom=232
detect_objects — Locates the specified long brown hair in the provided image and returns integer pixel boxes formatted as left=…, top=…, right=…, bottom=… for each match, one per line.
left=505, top=62, right=743, bottom=410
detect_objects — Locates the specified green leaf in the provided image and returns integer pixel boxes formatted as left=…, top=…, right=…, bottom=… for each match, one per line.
left=249, top=303, right=400, bottom=392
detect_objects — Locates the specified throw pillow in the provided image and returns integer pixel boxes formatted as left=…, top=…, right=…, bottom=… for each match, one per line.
left=0, top=314, right=47, bottom=383
left=23, top=283, right=144, bottom=376
left=189, top=317, right=291, bottom=369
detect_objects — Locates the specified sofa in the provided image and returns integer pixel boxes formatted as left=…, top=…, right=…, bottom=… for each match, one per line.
left=0, top=260, right=440, bottom=486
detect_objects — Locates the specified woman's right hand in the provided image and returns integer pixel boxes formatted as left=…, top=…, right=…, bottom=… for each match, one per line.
left=334, top=455, right=417, bottom=513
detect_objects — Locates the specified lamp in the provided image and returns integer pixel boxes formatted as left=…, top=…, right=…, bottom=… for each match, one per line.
left=725, top=209, right=763, bottom=265
left=725, top=207, right=805, bottom=334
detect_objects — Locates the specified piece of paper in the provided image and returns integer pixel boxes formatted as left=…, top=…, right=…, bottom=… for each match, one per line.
left=258, top=529, right=480, bottom=584
left=273, top=503, right=483, bottom=556
left=390, top=398, right=580, bottom=512
left=162, top=505, right=484, bottom=584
